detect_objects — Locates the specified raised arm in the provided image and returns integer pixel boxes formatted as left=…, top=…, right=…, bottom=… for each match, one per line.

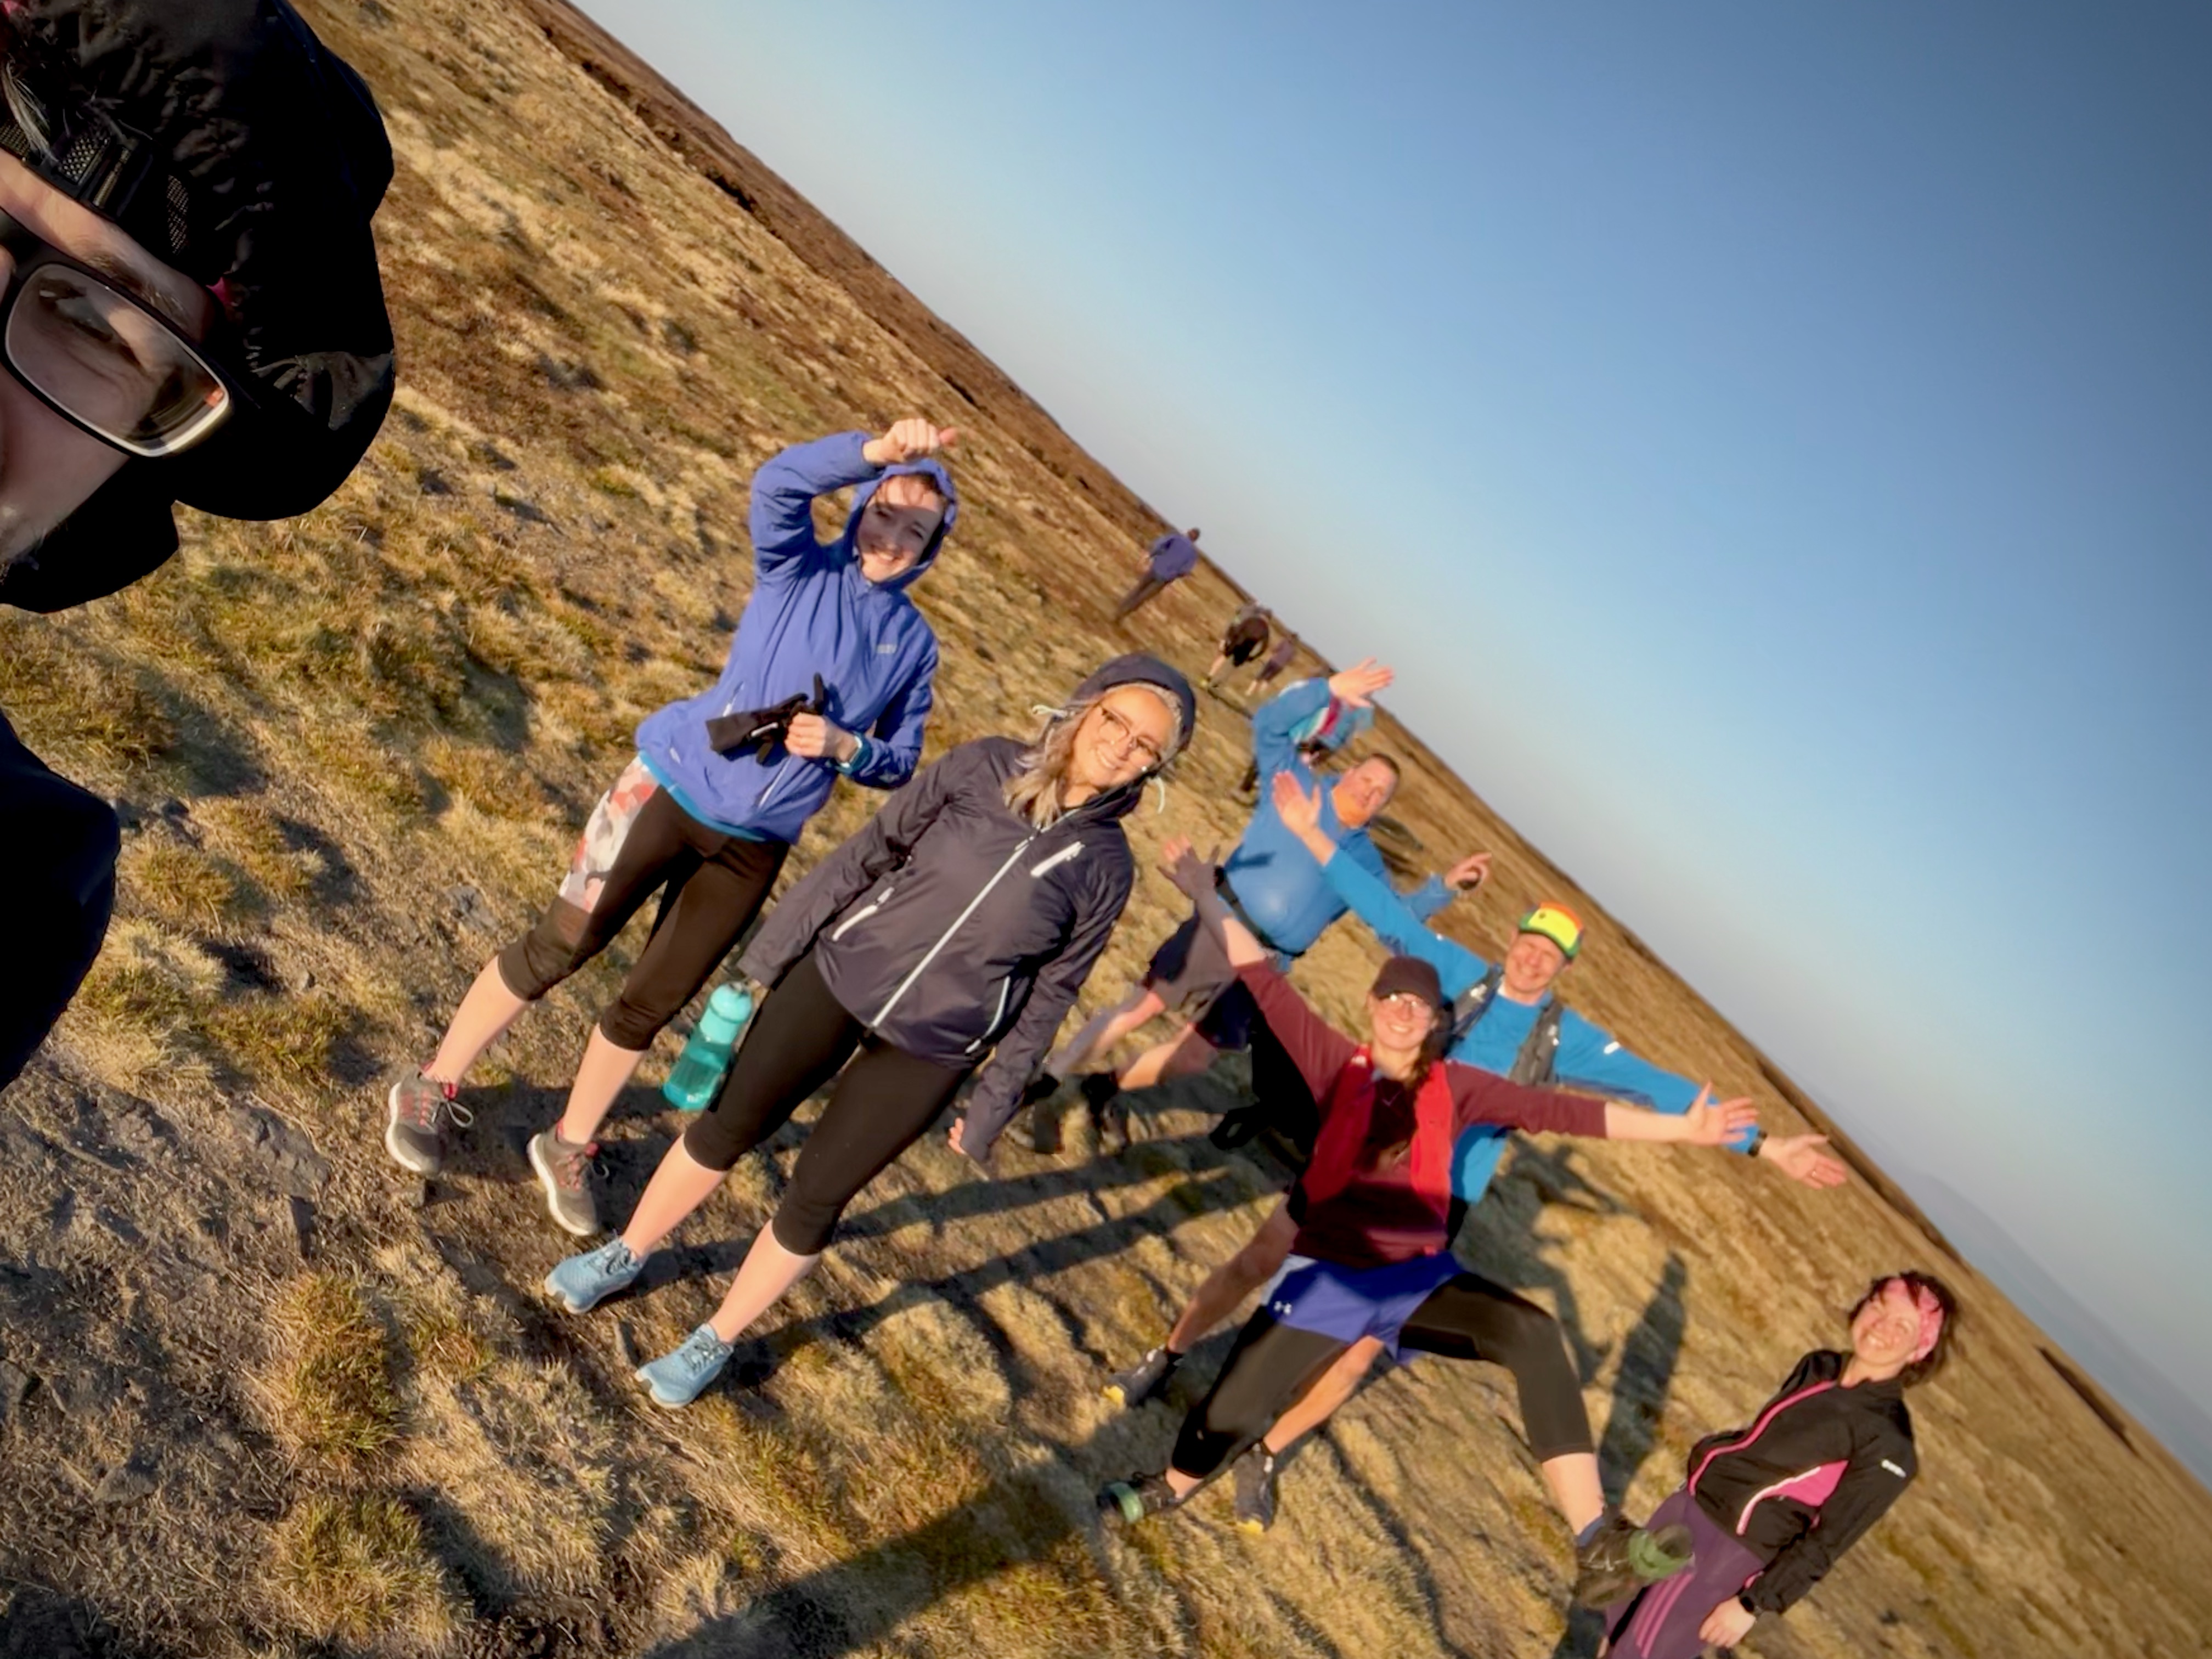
left=1272, top=772, right=1490, bottom=997
left=748, top=431, right=878, bottom=583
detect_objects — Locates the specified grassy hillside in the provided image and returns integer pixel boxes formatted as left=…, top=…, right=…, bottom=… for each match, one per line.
left=2, top=1, right=2208, bottom=1654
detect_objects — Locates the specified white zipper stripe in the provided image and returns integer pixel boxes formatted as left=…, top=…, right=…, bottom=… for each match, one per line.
left=1030, top=842, right=1084, bottom=877
left=967, top=976, right=1016, bottom=1054
left=871, top=834, right=1036, bottom=1029
left=830, top=888, right=891, bottom=941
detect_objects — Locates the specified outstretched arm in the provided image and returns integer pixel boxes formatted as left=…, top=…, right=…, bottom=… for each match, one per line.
left=1601, top=1085, right=1759, bottom=1147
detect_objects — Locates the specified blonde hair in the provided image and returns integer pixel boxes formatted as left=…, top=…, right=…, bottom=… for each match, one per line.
left=1003, top=684, right=1183, bottom=829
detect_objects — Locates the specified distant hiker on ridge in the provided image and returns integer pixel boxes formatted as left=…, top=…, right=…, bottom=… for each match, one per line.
left=2, top=0, right=398, bottom=1090
left=1113, top=526, right=1201, bottom=622
left=382, top=419, right=959, bottom=1237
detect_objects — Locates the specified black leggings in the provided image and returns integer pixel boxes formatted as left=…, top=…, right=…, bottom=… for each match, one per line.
left=681, top=949, right=969, bottom=1254
left=1170, top=1272, right=1593, bottom=1479
left=498, top=770, right=788, bottom=1050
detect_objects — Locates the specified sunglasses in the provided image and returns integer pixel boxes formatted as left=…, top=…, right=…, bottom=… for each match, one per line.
left=0, top=208, right=234, bottom=459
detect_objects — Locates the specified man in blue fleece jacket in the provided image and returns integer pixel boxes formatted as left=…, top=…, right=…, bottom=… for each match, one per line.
left=1026, top=661, right=1486, bottom=1151
left=382, top=419, right=957, bottom=1235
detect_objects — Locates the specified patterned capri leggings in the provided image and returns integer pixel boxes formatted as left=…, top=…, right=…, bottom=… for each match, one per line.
left=495, top=757, right=788, bottom=1051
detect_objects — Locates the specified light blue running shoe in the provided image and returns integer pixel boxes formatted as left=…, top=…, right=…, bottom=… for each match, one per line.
left=637, top=1323, right=735, bottom=1408
left=543, top=1237, right=644, bottom=1313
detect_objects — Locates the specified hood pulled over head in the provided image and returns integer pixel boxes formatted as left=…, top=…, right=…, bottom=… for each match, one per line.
left=1051, top=652, right=1197, bottom=820
left=841, top=456, right=960, bottom=591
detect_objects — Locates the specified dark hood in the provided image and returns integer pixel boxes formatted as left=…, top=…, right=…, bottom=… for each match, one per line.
left=0, top=0, right=396, bottom=613
left=838, top=455, right=959, bottom=592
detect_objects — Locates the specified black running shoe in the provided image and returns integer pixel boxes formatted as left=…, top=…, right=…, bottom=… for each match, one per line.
left=1096, top=1090, right=1132, bottom=1154
left=1232, top=1446, right=1279, bottom=1534
left=1097, top=1471, right=1183, bottom=1527
left=1571, top=1511, right=1694, bottom=1609
left=1022, top=1073, right=1065, bottom=1154
left=1102, top=1345, right=1180, bottom=1409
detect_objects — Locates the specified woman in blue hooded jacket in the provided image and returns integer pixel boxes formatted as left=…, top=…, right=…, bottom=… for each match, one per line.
left=381, top=419, right=957, bottom=1238
left=543, top=654, right=1196, bottom=1407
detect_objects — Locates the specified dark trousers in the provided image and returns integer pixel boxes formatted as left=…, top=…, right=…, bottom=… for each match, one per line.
left=682, top=950, right=969, bottom=1253
left=2, top=711, right=119, bottom=1090
left=1113, top=574, right=1171, bottom=621
left=1169, top=1273, right=1593, bottom=1479
left=498, top=785, right=787, bottom=1050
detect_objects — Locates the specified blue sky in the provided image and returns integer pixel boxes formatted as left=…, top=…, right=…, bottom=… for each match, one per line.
left=583, top=3, right=2212, bottom=1443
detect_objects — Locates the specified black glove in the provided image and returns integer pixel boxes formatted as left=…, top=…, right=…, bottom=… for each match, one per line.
left=706, top=674, right=829, bottom=760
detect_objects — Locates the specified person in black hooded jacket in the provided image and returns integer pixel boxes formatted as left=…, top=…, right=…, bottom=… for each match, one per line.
left=0, top=0, right=394, bottom=1088
left=544, top=653, right=1198, bottom=1407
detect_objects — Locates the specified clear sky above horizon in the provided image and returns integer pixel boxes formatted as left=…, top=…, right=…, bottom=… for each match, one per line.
left=581, top=2, right=2212, bottom=1417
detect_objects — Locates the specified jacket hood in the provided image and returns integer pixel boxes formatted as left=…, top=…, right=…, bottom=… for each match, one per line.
left=840, top=457, right=960, bottom=592
left=0, top=0, right=396, bottom=612
left=1054, top=652, right=1198, bottom=822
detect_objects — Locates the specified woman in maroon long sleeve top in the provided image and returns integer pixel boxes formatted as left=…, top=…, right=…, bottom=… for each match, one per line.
left=1101, top=840, right=1758, bottom=1607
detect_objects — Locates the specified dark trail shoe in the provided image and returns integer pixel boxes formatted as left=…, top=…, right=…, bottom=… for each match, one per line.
left=1077, top=1069, right=1130, bottom=1153
left=1572, top=1512, right=1694, bottom=1609
left=1097, top=1472, right=1184, bottom=1527
left=1232, top=1446, right=1280, bottom=1534
left=1022, top=1073, right=1065, bottom=1154
left=385, top=1069, right=471, bottom=1175
left=528, top=1128, right=600, bottom=1237
left=1103, top=1345, right=1180, bottom=1409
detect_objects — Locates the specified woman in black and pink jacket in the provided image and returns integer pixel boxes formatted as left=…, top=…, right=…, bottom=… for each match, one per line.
left=1601, top=1271, right=1960, bottom=1656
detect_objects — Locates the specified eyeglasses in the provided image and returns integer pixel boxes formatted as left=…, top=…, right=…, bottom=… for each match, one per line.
left=1376, top=991, right=1436, bottom=1014
left=1092, top=702, right=1166, bottom=769
left=0, top=209, right=233, bottom=458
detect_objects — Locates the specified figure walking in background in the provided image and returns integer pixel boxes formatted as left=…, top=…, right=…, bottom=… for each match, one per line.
left=1249, top=629, right=1300, bottom=694
left=1114, top=526, right=1202, bottom=621
left=1102, top=769, right=1850, bottom=1529
left=382, top=420, right=958, bottom=1236
left=1598, top=1274, right=1957, bottom=1654
left=1203, top=601, right=1274, bottom=691
left=1099, top=838, right=1757, bottom=1610
left=1023, top=662, right=1486, bottom=1155
left=543, top=658, right=1195, bottom=1407
left=2, top=0, right=397, bottom=1088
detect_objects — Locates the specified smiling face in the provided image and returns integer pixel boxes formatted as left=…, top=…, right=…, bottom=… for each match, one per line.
left=1065, top=684, right=1178, bottom=796
left=1500, top=930, right=1569, bottom=1000
left=1849, top=1279, right=1927, bottom=1377
left=1330, top=757, right=1398, bottom=828
left=1365, top=988, right=1441, bottom=1062
left=854, top=472, right=944, bottom=584
left=0, top=149, right=216, bottom=566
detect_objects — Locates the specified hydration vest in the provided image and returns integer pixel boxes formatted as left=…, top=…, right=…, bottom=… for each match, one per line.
left=1447, top=967, right=1565, bottom=1086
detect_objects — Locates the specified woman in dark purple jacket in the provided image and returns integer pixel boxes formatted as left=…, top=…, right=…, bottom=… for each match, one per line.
left=1600, top=1271, right=1959, bottom=1656
left=544, top=654, right=1196, bottom=1406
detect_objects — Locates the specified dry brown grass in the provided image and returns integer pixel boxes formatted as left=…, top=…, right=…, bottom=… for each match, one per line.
left=267, top=1273, right=402, bottom=1471
left=269, top=1493, right=461, bottom=1650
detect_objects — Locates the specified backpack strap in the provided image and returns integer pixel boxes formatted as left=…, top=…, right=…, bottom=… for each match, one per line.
left=1512, top=998, right=1567, bottom=1087
left=1448, top=964, right=1506, bottom=1047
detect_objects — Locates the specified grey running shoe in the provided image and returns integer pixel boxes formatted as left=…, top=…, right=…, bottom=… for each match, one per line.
left=637, top=1323, right=735, bottom=1408
left=527, top=1128, right=600, bottom=1237
left=1097, top=1471, right=1184, bottom=1527
left=385, top=1069, right=471, bottom=1175
left=1103, top=1345, right=1180, bottom=1409
left=1571, top=1512, right=1694, bottom=1609
left=1232, top=1446, right=1280, bottom=1534
left=543, top=1236, right=644, bottom=1313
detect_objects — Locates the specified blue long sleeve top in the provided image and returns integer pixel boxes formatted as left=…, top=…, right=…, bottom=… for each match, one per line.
left=1222, top=678, right=1450, bottom=959
left=1318, top=853, right=1751, bottom=1199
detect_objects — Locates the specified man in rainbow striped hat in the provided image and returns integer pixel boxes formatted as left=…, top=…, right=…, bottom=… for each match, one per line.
left=1098, top=772, right=1850, bottom=1533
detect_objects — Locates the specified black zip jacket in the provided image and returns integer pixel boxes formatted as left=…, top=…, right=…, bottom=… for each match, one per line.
left=1687, top=1349, right=1919, bottom=1615
left=742, top=656, right=1197, bottom=1154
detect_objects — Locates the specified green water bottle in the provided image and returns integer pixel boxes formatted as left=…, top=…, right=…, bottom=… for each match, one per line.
left=662, top=983, right=754, bottom=1111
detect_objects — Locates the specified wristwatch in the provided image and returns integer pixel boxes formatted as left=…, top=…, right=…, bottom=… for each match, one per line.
left=1742, top=1125, right=1767, bottom=1156
left=1737, top=1592, right=1760, bottom=1617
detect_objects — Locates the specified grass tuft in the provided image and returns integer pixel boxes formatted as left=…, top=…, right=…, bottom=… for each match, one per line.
left=270, top=1493, right=459, bottom=1647
left=269, top=1273, right=401, bottom=1470
left=205, top=991, right=353, bottom=1091
left=123, top=842, right=241, bottom=929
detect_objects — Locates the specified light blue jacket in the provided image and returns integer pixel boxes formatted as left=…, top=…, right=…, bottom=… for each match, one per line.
left=1319, top=853, right=1753, bottom=1200
left=634, top=432, right=951, bottom=839
left=1223, top=678, right=1451, bottom=958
